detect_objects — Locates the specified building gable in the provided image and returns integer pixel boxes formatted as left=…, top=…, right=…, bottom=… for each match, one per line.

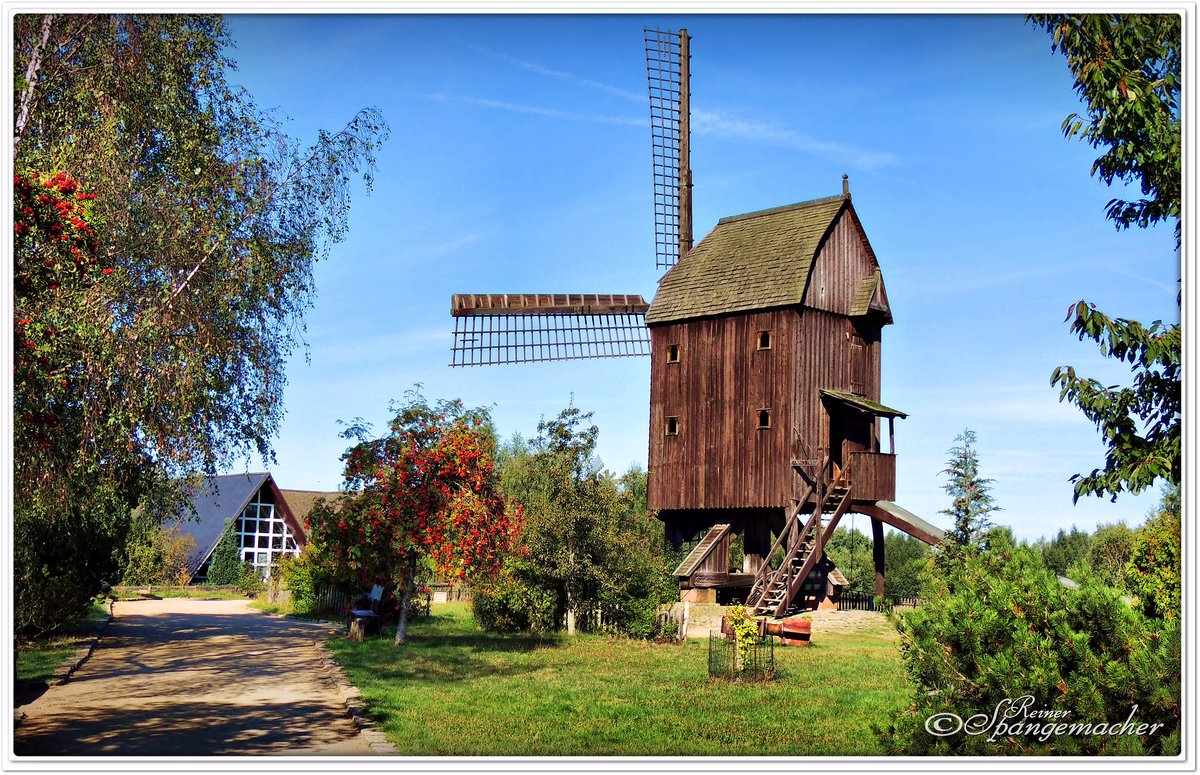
left=804, top=204, right=892, bottom=323
left=174, top=472, right=307, bottom=580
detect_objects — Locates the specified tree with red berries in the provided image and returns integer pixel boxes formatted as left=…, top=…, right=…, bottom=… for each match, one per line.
left=307, top=393, right=523, bottom=645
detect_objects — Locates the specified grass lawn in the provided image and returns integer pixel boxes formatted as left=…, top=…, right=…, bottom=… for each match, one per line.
left=112, top=585, right=250, bottom=600
left=326, top=604, right=911, bottom=756
left=15, top=602, right=110, bottom=684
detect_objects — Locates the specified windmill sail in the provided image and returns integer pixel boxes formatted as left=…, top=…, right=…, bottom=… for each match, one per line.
left=450, top=294, right=649, bottom=366
left=447, top=28, right=692, bottom=367
left=645, top=27, right=691, bottom=270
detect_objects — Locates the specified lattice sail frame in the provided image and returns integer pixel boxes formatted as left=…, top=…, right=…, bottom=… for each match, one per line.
left=645, top=27, right=691, bottom=271
left=447, top=29, right=693, bottom=368
left=450, top=294, right=650, bottom=367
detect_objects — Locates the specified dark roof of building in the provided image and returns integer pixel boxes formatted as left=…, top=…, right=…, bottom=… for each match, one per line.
left=645, top=194, right=849, bottom=325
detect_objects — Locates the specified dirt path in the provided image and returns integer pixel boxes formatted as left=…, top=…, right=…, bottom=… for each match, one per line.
left=13, top=598, right=376, bottom=757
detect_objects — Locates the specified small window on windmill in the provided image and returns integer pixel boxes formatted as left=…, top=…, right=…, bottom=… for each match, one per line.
left=666, top=343, right=680, bottom=363
left=665, top=416, right=679, bottom=436
left=757, top=409, right=771, bottom=430
left=757, top=330, right=772, bottom=350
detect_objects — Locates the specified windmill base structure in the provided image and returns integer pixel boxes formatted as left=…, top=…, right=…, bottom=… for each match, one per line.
left=448, top=27, right=944, bottom=620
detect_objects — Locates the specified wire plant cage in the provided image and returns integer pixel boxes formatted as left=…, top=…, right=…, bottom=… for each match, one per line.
left=707, top=633, right=776, bottom=682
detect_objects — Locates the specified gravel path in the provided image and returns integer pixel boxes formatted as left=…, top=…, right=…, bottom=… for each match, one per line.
left=13, top=598, right=377, bottom=757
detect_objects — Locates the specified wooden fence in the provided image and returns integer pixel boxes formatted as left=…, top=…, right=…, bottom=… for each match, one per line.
left=839, top=592, right=920, bottom=612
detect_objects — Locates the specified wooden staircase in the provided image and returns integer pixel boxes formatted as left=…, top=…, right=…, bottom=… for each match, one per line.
left=672, top=523, right=733, bottom=585
left=745, top=458, right=855, bottom=617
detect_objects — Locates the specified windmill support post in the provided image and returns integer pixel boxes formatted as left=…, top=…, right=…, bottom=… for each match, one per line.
left=871, top=516, right=886, bottom=599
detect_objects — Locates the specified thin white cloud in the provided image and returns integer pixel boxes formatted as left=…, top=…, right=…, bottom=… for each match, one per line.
left=469, top=45, right=645, bottom=103
left=417, top=92, right=644, bottom=127
left=422, top=234, right=484, bottom=256
left=692, top=108, right=900, bottom=171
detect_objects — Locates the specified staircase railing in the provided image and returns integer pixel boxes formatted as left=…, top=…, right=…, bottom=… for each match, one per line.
left=745, top=455, right=827, bottom=607
left=748, top=460, right=856, bottom=616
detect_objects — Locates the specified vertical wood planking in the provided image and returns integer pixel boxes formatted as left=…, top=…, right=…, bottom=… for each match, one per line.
left=649, top=308, right=798, bottom=511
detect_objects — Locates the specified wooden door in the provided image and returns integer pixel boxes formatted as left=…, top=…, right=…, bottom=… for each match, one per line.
left=849, top=335, right=866, bottom=395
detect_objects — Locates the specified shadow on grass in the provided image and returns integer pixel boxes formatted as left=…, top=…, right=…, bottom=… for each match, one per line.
left=332, top=624, right=565, bottom=687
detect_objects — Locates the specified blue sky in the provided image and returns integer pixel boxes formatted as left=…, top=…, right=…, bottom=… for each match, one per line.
left=221, top=13, right=1180, bottom=543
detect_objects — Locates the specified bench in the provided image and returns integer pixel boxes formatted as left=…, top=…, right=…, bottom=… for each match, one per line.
left=348, top=584, right=384, bottom=642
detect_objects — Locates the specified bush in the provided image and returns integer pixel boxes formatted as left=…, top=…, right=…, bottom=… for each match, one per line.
left=122, top=524, right=195, bottom=586
left=205, top=521, right=242, bottom=586
left=1086, top=522, right=1135, bottom=589
left=14, top=489, right=133, bottom=635
left=471, top=568, right=556, bottom=633
left=237, top=562, right=265, bottom=597
left=877, top=532, right=1180, bottom=755
left=1125, top=490, right=1180, bottom=621
left=274, top=545, right=328, bottom=615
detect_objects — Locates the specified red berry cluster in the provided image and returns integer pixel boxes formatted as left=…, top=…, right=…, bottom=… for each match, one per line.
left=13, top=172, right=108, bottom=452
left=14, top=172, right=106, bottom=298
left=307, top=406, right=523, bottom=588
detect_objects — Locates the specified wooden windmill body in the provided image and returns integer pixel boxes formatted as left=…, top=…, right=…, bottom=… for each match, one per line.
left=450, top=29, right=942, bottom=617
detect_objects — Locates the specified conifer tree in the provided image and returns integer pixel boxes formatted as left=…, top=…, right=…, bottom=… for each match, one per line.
left=939, top=430, right=999, bottom=549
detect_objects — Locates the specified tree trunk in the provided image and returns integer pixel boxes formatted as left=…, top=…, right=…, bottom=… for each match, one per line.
left=393, top=554, right=417, bottom=646
left=14, top=14, right=54, bottom=157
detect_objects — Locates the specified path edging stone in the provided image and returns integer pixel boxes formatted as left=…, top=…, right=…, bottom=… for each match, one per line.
left=313, top=636, right=398, bottom=756
left=14, top=606, right=114, bottom=728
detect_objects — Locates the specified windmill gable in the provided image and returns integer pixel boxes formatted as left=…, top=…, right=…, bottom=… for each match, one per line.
left=645, top=195, right=846, bottom=325
left=805, top=204, right=892, bottom=323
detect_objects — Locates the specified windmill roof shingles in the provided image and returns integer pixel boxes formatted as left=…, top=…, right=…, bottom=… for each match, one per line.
left=645, top=194, right=848, bottom=325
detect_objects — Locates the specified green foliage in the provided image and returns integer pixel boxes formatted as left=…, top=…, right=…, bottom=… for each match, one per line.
left=1086, top=522, right=1136, bottom=589
left=1027, top=14, right=1180, bottom=233
left=1040, top=526, right=1093, bottom=578
left=878, top=532, right=1180, bottom=754
left=237, top=562, right=266, bottom=597
left=121, top=521, right=196, bottom=587
left=1050, top=303, right=1180, bottom=502
left=1028, top=15, right=1181, bottom=504
left=939, top=430, right=999, bottom=548
left=273, top=543, right=335, bottom=615
left=13, top=487, right=133, bottom=636
left=471, top=567, right=557, bottom=633
left=483, top=403, right=678, bottom=637
left=11, top=13, right=386, bottom=633
left=1125, top=487, right=1180, bottom=621
left=723, top=605, right=759, bottom=671
left=824, top=526, right=874, bottom=595
left=883, top=531, right=930, bottom=599
left=204, top=522, right=243, bottom=586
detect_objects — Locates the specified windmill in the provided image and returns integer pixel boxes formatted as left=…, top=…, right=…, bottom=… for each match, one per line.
left=449, top=28, right=943, bottom=617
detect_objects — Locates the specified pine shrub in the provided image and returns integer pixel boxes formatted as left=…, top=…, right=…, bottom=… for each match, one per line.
left=877, top=531, right=1180, bottom=755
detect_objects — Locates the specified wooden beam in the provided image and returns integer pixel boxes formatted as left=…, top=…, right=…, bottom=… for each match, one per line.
left=871, top=517, right=885, bottom=598
left=858, top=503, right=942, bottom=546
left=450, top=293, right=650, bottom=317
